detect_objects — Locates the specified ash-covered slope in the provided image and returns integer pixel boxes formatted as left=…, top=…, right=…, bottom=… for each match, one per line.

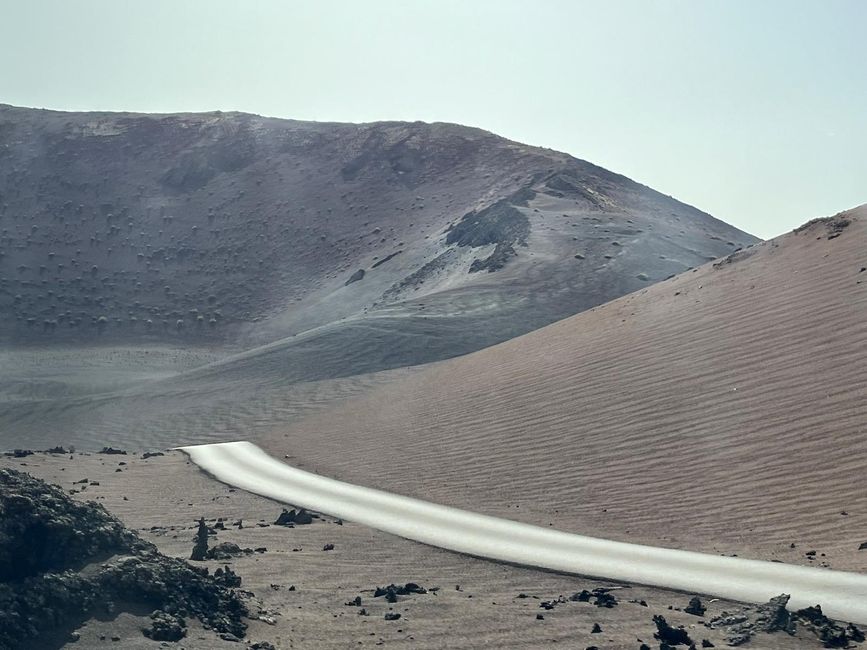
left=0, top=104, right=755, bottom=381
left=264, top=207, right=867, bottom=567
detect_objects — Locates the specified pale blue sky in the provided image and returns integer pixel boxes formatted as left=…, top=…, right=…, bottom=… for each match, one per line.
left=1, top=0, right=865, bottom=238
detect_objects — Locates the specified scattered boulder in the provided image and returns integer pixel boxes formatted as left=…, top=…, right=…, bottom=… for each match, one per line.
left=709, top=594, right=796, bottom=645
left=4, top=449, right=34, bottom=458
left=274, top=508, right=314, bottom=526
left=190, top=517, right=209, bottom=561
left=594, top=591, right=618, bottom=608
left=755, top=594, right=796, bottom=634
left=707, top=594, right=865, bottom=646
left=570, top=590, right=591, bottom=602
left=373, top=582, right=428, bottom=603
left=652, top=615, right=694, bottom=646
left=796, top=604, right=864, bottom=648
left=42, top=446, right=69, bottom=454
left=569, top=588, right=618, bottom=607
left=141, top=451, right=164, bottom=459
left=384, top=612, right=401, bottom=621
left=213, top=566, right=242, bottom=588
left=685, top=596, right=706, bottom=616
left=98, top=447, right=127, bottom=455
left=206, top=542, right=246, bottom=560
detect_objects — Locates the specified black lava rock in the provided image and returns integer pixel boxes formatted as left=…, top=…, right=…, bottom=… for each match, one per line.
left=190, top=517, right=209, bottom=561
left=685, top=596, right=706, bottom=616
left=98, top=447, right=127, bottom=455
left=0, top=469, right=249, bottom=649
left=142, top=610, right=187, bottom=641
left=206, top=542, right=248, bottom=560
left=373, top=582, right=428, bottom=603
left=653, top=615, right=694, bottom=646
left=274, top=508, right=314, bottom=526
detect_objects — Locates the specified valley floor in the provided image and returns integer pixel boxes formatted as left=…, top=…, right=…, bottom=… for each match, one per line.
left=0, top=450, right=856, bottom=649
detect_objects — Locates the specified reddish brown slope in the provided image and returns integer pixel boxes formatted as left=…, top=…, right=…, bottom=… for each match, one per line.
left=265, top=207, right=867, bottom=571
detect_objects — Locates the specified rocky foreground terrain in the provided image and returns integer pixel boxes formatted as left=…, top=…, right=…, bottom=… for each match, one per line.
left=1, top=450, right=864, bottom=649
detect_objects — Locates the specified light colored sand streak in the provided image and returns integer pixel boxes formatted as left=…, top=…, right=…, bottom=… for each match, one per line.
left=181, top=440, right=867, bottom=623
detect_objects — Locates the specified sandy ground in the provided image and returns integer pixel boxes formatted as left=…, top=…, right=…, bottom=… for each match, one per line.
left=261, top=210, right=867, bottom=578
left=1, top=450, right=836, bottom=649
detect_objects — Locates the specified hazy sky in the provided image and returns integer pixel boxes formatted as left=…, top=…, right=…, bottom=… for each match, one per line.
left=2, top=0, right=865, bottom=239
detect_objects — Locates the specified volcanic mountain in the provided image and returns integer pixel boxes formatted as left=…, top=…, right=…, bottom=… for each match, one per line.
left=0, top=104, right=755, bottom=391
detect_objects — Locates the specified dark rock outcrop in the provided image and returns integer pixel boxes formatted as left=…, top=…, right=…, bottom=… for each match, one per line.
left=345, top=269, right=366, bottom=286
left=142, top=610, right=187, bottom=641
left=0, top=468, right=248, bottom=648
left=796, top=604, right=864, bottom=648
left=709, top=594, right=863, bottom=647
left=469, top=242, right=517, bottom=273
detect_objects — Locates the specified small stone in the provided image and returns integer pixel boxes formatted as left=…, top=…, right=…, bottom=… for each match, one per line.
left=685, top=596, right=706, bottom=616
left=653, top=615, right=693, bottom=646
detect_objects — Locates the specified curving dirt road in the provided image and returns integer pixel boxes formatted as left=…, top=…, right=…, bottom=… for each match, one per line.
left=180, top=441, right=867, bottom=623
